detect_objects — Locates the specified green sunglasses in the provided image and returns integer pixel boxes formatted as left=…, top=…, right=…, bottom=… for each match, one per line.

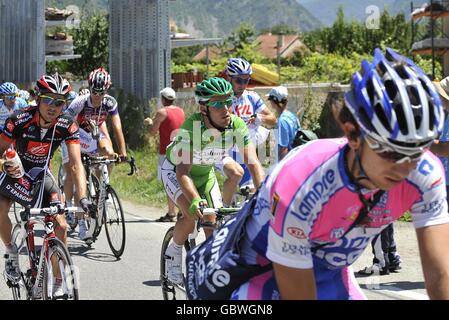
left=206, top=97, right=233, bottom=108
left=40, top=95, right=67, bottom=107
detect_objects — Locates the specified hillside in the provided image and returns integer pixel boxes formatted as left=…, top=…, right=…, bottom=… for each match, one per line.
left=299, top=0, right=428, bottom=25
left=50, top=0, right=322, bottom=36
left=168, top=0, right=322, bottom=37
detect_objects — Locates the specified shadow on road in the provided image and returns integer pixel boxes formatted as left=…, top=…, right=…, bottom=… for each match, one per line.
left=380, top=281, right=425, bottom=290
left=143, top=280, right=161, bottom=287
left=359, top=281, right=425, bottom=291
left=67, top=243, right=119, bottom=262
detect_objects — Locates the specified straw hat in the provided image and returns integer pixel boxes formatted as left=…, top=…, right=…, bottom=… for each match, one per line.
left=433, top=76, right=449, bottom=101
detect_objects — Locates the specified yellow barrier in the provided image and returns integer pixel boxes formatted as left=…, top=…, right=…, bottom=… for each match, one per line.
left=251, top=64, right=279, bottom=86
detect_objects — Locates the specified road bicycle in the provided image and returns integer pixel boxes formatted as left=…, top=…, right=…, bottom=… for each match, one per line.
left=160, top=206, right=241, bottom=300
left=5, top=204, right=80, bottom=300
left=81, top=154, right=136, bottom=258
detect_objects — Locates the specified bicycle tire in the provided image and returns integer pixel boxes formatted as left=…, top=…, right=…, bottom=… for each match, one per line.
left=160, top=226, right=192, bottom=300
left=9, top=224, right=30, bottom=300
left=12, top=202, right=22, bottom=224
left=86, top=173, right=102, bottom=239
left=103, top=186, right=126, bottom=258
left=57, top=164, right=65, bottom=192
left=42, top=238, right=79, bottom=300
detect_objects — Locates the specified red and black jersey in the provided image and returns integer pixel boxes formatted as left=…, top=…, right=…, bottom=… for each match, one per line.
left=1, top=106, right=79, bottom=171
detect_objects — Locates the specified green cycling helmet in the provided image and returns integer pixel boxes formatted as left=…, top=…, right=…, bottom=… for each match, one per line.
left=195, top=77, right=233, bottom=103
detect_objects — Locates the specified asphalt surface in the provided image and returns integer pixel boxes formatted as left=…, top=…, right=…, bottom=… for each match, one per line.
left=0, top=200, right=428, bottom=300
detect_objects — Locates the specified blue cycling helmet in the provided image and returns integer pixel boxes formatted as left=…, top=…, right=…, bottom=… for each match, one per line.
left=226, top=58, right=252, bottom=76
left=344, top=47, right=444, bottom=155
left=0, top=82, right=18, bottom=96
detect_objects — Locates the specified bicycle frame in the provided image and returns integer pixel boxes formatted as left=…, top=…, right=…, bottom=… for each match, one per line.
left=85, top=160, right=109, bottom=230
left=82, top=154, right=136, bottom=239
left=14, top=206, right=78, bottom=299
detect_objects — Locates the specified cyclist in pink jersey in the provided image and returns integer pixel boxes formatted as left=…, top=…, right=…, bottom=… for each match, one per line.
left=186, top=48, right=449, bottom=300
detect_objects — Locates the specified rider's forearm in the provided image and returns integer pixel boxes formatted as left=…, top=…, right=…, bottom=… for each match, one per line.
left=113, top=124, right=127, bottom=157
left=260, top=113, right=277, bottom=128
left=71, top=163, right=87, bottom=201
left=247, top=163, right=264, bottom=188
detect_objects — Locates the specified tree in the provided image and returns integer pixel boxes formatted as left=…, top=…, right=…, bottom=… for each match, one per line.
left=259, top=24, right=298, bottom=35
left=67, top=12, right=109, bottom=79
left=225, top=22, right=257, bottom=52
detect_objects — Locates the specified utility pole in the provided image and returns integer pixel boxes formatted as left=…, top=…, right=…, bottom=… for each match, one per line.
left=277, top=33, right=282, bottom=81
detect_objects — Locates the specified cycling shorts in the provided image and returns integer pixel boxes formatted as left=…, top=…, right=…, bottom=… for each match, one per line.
left=161, top=158, right=222, bottom=208
left=0, top=169, right=62, bottom=208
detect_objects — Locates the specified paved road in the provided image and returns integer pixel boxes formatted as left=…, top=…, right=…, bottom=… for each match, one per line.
left=0, top=200, right=428, bottom=300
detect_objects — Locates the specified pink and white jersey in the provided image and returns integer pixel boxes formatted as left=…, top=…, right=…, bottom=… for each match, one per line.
left=65, top=94, right=118, bottom=133
left=242, top=138, right=449, bottom=270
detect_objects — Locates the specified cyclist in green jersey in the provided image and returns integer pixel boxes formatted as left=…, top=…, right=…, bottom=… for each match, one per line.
left=161, top=77, right=265, bottom=285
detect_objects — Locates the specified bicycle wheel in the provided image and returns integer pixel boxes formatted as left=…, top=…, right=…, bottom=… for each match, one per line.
left=11, top=202, right=23, bottom=224
left=86, top=173, right=101, bottom=239
left=9, top=224, right=31, bottom=300
left=43, top=238, right=79, bottom=300
left=104, top=186, right=126, bottom=258
left=160, top=226, right=193, bottom=300
left=57, top=164, right=66, bottom=192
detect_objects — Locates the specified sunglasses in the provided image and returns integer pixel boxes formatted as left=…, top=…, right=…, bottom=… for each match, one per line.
left=91, top=89, right=106, bottom=96
left=232, top=77, right=250, bottom=85
left=365, top=135, right=423, bottom=164
left=206, top=97, right=233, bottom=108
left=40, top=95, right=67, bottom=107
left=3, top=94, right=17, bottom=100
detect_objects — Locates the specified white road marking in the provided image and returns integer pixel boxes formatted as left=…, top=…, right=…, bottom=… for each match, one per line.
left=372, top=285, right=429, bottom=300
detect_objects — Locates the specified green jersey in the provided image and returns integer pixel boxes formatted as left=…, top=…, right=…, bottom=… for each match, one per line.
left=166, top=113, right=251, bottom=178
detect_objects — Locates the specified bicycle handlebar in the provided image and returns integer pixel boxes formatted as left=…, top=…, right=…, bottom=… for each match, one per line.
left=201, top=207, right=241, bottom=216
left=82, top=154, right=137, bottom=176
left=29, top=206, right=79, bottom=216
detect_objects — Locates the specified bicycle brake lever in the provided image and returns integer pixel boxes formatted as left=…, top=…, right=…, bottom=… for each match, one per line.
left=128, top=157, right=137, bottom=176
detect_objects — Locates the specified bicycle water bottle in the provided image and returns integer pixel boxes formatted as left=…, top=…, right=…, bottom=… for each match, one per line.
left=5, top=148, right=24, bottom=178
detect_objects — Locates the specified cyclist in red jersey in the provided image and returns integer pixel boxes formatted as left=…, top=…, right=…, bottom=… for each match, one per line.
left=0, top=74, right=95, bottom=287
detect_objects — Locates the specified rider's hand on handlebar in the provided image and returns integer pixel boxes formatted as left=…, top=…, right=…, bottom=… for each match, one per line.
left=79, top=197, right=96, bottom=218
left=188, top=198, right=208, bottom=219
left=113, top=153, right=128, bottom=163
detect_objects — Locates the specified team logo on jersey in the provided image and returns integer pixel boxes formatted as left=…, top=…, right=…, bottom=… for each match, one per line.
left=27, top=141, right=50, bottom=157
left=330, top=227, right=345, bottom=240
left=344, top=205, right=359, bottom=221
left=428, top=177, right=443, bottom=191
left=18, top=177, right=31, bottom=190
left=68, top=122, right=78, bottom=135
left=287, top=227, right=306, bottom=239
left=418, top=159, right=434, bottom=176
left=271, top=192, right=280, bottom=217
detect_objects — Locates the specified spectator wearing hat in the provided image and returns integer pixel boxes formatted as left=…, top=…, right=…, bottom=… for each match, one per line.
left=266, top=86, right=299, bottom=161
left=431, top=76, right=449, bottom=207
left=144, top=87, right=185, bottom=222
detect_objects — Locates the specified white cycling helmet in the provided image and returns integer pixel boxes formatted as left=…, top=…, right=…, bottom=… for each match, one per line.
left=226, top=58, right=252, bottom=76
left=345, top=47, right=444, bottom=155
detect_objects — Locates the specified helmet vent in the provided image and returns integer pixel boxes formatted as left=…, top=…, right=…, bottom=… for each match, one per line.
left=394, top=103, right=408, bottom=135
left=395, top=65, right=409, bottom=80
left=428, top=100, right=435, bottom=131
left=384, top=79, right=398, bottom=101
left=374, top=102, right=392, bottom=133
left=406, top=86, right=419, bottom=105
